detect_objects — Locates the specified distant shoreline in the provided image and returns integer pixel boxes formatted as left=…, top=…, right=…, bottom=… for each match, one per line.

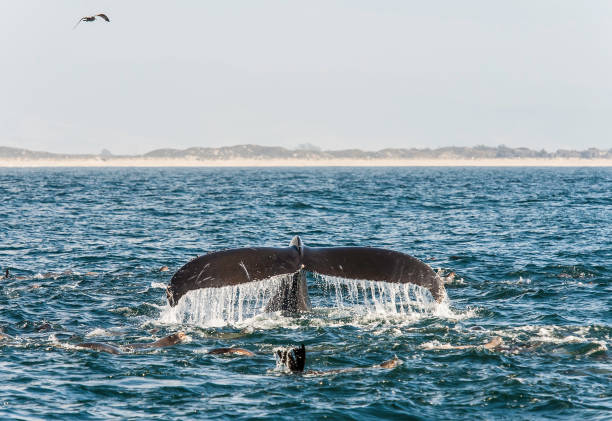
left=1, top=158, right=611, bottom=167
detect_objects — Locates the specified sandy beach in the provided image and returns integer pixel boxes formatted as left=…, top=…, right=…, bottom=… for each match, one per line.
left=1, top=157, right=611, bottom=167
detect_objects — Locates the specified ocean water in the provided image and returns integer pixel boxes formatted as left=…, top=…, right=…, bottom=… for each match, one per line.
left=0, top=167, right=610, bottom=420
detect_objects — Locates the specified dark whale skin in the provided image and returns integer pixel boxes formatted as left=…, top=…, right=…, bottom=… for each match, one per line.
left=167, top=237, right=446, bottom=309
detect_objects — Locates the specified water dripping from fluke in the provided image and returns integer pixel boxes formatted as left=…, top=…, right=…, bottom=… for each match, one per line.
left=158, top=273, right=456, bottom=328
left=314, top=274, right=439, bottom=315
left=159, top=275, right=288, bottom=327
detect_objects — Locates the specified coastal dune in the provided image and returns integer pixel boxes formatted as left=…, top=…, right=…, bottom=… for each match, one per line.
left=1, top=145, right=611, bottom=167
left=1, top=157, right=611, bottom=167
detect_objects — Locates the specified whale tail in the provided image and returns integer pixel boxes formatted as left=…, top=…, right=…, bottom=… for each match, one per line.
left=166, top=237, right=446, bottom=308
left=302, top=245, right=446, bottom=302
left=265, top=270, right=311, bottom=312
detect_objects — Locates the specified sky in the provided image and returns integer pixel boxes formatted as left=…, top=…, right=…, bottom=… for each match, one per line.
left=1, top=1, right=611, bottom=154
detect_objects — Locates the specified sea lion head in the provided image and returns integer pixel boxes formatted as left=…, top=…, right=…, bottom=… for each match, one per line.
left=172, top=332, right=187, bottom=342
left=276, top=344, right=306, bottom=372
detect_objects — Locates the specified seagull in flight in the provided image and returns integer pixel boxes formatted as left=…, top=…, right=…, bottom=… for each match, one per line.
left=73, top=14, right=110, bottom=29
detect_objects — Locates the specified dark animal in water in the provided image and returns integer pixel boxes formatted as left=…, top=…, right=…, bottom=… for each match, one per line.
left=77, top=342, right=122, bottom=355
left=1, top=269, right=26, bottom=281
left=166, top=236, right=446, bottom=311
left=74, top=14, right=110, bottom=29
left=208, top=347, right=255, bottom=357
left=77, top=332, right=186, bottom=354
left=276, top=344, right=400, bottom=374
left=121, top=332, right=186, bottom=351
left=276, top=344, right=306, bottom=372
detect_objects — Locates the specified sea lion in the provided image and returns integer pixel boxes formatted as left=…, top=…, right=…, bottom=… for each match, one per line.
left=35, top=323, right=52, bottom=332
left=275, top=345, right=401, bottom=375
left=276, top=344, right=306, bottom=372
left=40, top=270, right=73, bottom=279
left=77, top=332, right=186, bottom=354
left=424, top=336, right=505, bottom=351
left=376, top=356, right=401, bottom=369
left=123, top=332, right=187, bottom=351
left=77, top=342, right=122, bottom=355
left=1, top=269, right=26, bottom=281
left=208, top=347, right=255, bottom=357
left=484, top=336, right=503, bottom=350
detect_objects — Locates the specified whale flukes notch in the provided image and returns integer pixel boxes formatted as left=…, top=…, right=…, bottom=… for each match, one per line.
left=166, top=236, right=446, bottom=309
left=73, top=13, right=110, bottom=29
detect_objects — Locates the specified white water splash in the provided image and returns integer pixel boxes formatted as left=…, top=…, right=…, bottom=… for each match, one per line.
left=272, top=346, right=294, bottom=373
left=316, top=274, right=436, bottom=314
left=85, top=327, right=124, bottom=338
left=157, top=273, right=467, bottom=328
left=61, top=280, right=81, bottom=290
left=139, top=282, right=169, bottom=293
left=158, top=275, right=289, bottom=327
left=458, top=325, right=611, bottom=355
left=501, top=276, right=532, bottom=285
left=314, top=274, right=463, bottom=320
left=420, top=340, right=457, bottom=350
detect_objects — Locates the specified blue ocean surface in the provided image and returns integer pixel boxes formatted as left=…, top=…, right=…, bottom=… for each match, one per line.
left=0, top=167, right=610, bottom=420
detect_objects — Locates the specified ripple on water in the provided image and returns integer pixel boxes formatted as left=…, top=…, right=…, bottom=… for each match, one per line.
left=0, top=167, right=610, bottom=420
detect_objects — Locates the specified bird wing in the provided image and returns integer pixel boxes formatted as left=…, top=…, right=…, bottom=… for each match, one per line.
left=96, top=14, right=110, bottom=22
left=73, top=18, right=84, bottom=30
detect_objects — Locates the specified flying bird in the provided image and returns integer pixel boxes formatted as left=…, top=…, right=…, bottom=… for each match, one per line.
left=73, top=14, right=110, bottom=29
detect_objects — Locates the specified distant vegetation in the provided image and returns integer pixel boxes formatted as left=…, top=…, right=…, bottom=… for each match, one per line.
left=1, top=145, right=611, bottom=160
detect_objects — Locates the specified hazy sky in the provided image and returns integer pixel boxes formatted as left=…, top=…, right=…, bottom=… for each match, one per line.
left=2, top=1, right=611, bottom=154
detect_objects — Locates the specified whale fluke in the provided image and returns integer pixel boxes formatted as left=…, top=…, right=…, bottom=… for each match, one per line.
left=166, top=236, right=446, bottom=308
left=265, top=270, right=311, bottom=312
left=302, top=246, right=446, bottom=302
left=166, top=246, right=301, bottom=306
